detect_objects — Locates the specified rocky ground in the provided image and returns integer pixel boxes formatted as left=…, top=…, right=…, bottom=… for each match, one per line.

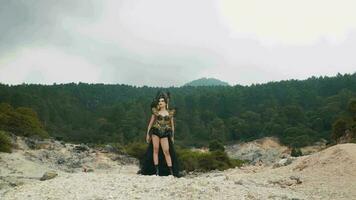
left=225, top=136, right=328, bottom=166
left=1, top=135, right=355, bottom=200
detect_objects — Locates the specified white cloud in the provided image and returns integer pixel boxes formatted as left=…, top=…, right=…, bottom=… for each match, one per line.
left=0, top=0, right=355, bottom=87
left=218, top=0, right=356, bottom=45
left=0, top=47, right=102, bottom=85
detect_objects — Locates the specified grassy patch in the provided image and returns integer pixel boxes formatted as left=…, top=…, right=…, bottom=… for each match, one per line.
left=0, top=130, right=12, bottom=153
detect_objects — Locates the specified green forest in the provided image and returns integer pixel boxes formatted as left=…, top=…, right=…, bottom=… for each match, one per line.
left=1, top=72, right=356, bottom=149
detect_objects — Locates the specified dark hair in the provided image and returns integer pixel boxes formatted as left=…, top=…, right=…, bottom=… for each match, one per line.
left=150, top=90, right=170, bottom=109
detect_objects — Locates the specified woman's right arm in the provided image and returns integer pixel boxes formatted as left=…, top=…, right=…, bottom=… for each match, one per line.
left=147, top=114, right=156, bottom=135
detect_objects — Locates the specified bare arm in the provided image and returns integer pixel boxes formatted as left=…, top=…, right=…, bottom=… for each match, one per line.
left=147, top=114, right=156, bottom=135
left=171, top=116, right=175, bottom=137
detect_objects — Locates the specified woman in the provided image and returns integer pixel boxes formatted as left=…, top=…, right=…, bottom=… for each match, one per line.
left=138, top=90, right=181, bottom=177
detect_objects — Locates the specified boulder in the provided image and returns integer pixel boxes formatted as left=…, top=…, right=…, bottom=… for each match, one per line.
left=40, top=171, right=58, bottom=181
left=272, top=157, right=295, bottom=168
left=74, top=144, right=90, bottom=152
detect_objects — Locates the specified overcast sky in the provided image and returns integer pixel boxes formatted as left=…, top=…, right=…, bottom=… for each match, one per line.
left=0, top=0, right=355, bottom=87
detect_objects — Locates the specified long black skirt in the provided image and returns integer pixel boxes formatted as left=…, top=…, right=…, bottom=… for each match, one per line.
left=137, top=133, right=182, bottom=178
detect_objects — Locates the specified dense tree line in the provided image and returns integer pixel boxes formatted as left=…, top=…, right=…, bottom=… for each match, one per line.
left=0, top=72, right=355, bottom=148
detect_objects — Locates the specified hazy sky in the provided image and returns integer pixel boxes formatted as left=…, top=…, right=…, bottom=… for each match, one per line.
left=0, top=0, right=355, bottom=87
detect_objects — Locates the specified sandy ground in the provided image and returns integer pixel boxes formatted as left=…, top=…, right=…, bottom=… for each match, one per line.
left=1, top=142, right=356, bottom=200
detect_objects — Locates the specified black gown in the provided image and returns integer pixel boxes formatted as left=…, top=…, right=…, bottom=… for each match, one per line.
left=137, top=107, right=182, bottom=177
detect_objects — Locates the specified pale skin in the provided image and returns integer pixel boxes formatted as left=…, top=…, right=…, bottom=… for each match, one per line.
left=146, top=97, right=175, bottom=167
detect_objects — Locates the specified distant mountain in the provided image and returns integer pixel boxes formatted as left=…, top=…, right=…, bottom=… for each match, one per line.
left=183, top=77, right=230, bottom=87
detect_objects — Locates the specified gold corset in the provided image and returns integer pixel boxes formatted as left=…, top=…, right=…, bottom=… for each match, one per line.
left=151, top=107, right=175, bottom=131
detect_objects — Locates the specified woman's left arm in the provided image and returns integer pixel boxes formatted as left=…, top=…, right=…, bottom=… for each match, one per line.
left=171, top=116, right=175, bottom=138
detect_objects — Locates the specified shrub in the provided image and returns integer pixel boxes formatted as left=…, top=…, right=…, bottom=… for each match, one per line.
left=109, top=142, right=126, bottom=154
left=197, top=153, right=222, bottom=171
left=124, top=142, right=148, bottom=160
left=208, top=139, right=225, bottom=152
left=177, top=148, right=245, bottom=172
left=0, top=103, right=49, bottom=139
left=291, top=147, right=303, bottom=157
left=230, top=158, right=246, bottom=167
left=177, top=148, right=201, bottom=171
left=0, top=130, right=12, bottom=153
